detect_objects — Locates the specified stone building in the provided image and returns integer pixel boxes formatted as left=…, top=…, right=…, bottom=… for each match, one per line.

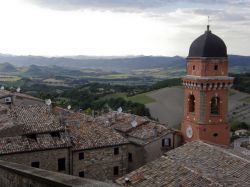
left=181, top=25, right=234, bottom=146
left=0, top=101, right=130, bottom=181
left=64, top=112, right=130, bottom=181
left=97, top=111, right=180, bottom=172
left=117, top=141, right=250, bottom=187
left=0, top=89, right=179, bottom=182
left=0, top=104, right=72, bottom=174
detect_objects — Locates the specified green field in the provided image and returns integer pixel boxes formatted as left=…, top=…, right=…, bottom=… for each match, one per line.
left=241, top=96, right=250, bottom=103
left=0, top=75, right=21, bottom=82
left=100, top=91, right=156, bottom=104
left=99, top=74, right=130, bottom=79
left=43, top=78, right=65, bottom=83
left=129, top=92, right=156, bottom=104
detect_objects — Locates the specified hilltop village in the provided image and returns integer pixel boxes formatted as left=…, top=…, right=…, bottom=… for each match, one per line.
left=0, top=26, right=249, bottom=187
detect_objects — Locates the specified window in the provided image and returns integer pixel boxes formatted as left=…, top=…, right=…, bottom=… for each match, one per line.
left=162, top=138, right=171, bottom=147
left=113, top=166, right=119, bottom=176
left=51, top=132, right=60, bottom=138
left=213, top=133, right=218, bottom=137
left=188, top=95, right=195, bottom=112
left=79, top=171, right=85, bottom=178
left=214, top=65, right=218, bottom=70
left=114, top=147, right=119, bottom=155
left=211, top=97, right=220, bottom=115
left=128, top=153, right=133, bottom=162
left=31, top=161, right=40, bottom=168
left=26, top=134, right=37, bottom=142
left=192, top=65, right=195, bottom=70
left=79, top=152, right=84, bottom=160
left=58, top=158, right=66, bottom=171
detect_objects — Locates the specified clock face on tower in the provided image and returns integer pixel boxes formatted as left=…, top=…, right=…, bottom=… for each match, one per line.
left=186, top=125, right=193, bottom=138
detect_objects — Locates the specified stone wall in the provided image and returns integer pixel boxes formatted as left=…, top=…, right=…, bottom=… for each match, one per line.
left=0, top=148, right=70, bottom=174
left=72, top=145, right=128, bottom=181
left=0, top=160, right=116, bottom=187
left=127, top=144, right=144, bottom=172
left=144, top=133, right=173, bottom=163
left=127, top=133, right=174, bottom=172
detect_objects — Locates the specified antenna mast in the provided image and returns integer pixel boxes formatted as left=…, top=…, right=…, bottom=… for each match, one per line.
left=207, top=16, right=210, bottom=31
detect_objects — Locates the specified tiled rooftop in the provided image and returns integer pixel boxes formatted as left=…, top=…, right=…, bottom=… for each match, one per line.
left=0, top=131, right=71, bottom=155
left=97, top=112, right=171, bottom=144
left=127, top=121, right=170, bottom=140
left=117, top=141, right=250, bottom=187
left=0, top=105, right=15, bottom=131
left=67, top=120, right=129, bottom=151
left=63, top=111, right=93, bottom=124
left=99, top=112, right=149, bottom=132
left=0, top=90, right=43, bottom=103
left=9, top=105, right=64, bottom=134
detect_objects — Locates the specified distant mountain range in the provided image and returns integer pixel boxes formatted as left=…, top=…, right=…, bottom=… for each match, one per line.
left=0, top=53, right=249, bottom=73
left=0, top=62, right=17, bottom=72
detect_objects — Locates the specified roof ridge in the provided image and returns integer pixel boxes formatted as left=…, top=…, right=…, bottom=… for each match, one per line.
left=200, top=141, right=250, bottom=163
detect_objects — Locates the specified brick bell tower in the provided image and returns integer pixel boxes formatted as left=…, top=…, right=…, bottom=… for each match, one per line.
left=181, top=25, right=234, bottom=146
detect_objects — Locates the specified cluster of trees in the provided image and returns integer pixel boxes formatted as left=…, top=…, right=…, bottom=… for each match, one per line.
left=34, top=82, right=151, bottom=117
left=231, top=73, right=250, bottom=94
left=33, top=78, right=181, bottom=117
left=231, top=121, right=249, bottom=132
left=2, top=76, right=181, bottom=118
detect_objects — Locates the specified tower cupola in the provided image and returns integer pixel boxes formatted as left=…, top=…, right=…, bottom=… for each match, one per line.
left=188, top=26, right=227, bottom=58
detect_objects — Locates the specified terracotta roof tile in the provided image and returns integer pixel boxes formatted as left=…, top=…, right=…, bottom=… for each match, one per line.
left=67, top=120, right=129, bottom=151
left=9, top=105, right=64, bottom=134
left=97, top=112, right=171, bottom=144
left=117, top=141, right=250, bottom=187
left=0, top=132, right=71, bottom=154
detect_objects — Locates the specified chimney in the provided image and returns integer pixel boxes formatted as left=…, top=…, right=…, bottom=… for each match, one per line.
left=153, top=126, right=158, bottom=137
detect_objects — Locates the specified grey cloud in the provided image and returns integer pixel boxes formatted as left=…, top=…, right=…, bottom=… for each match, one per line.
left=27, top=0, right=167, bottom=11
left=182, top=8, right=250, bottom=23
left=26, top=0, right=234, bottom=11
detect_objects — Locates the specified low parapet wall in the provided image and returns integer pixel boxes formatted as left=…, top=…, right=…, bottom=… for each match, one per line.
left=0, top=160, right=118, bottom=187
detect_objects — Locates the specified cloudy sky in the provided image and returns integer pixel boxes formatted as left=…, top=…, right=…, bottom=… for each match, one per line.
left=0, top=0, right=249, bottom=56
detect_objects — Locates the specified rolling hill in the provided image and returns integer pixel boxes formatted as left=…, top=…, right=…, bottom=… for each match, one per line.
left=144, top=87, right=250, bottom=128
left=0, top=54, right=249, bottom=73
left=0, top=62, right=17, bottom=72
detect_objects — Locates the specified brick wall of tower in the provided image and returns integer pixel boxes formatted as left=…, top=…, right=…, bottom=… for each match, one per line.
left=181, top=57, right=233, bottom=146
left=187, top=58, right=229, bottom=76
left=181, top=120, right=230, bottom=145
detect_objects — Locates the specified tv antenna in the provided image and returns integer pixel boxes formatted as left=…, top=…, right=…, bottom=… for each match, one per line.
left=67, top=105, right=71, bottom=110
left=131, top=115, right=137, bottom=127
left=16, top=87, right=21, bottom=93
left=45, top=99, right=52, bottom=106
left=207, top=16, right=211, bottom=31
left=117, top=107, right=122, bottom=114
left=131, top=120, right=138, bottom=128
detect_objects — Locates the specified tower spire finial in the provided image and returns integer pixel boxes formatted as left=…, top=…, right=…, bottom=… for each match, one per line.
left=207, top=16, right=210, bottom=31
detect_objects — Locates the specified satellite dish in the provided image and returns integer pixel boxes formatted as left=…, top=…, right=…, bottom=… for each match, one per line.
left=131, top=120, right=138, bottom=128
left=117, top=107, right=122, bottom=113
left=0, top=86, right=4, bottom=90
left=67, top=105, right=71, bottom=110
left=45, top=99, right=52, bottom=106
left=16, top=87, right=21, bottom=93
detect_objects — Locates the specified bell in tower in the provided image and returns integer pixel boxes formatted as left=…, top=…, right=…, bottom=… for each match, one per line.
left=181, top=25, right=234, bottom=146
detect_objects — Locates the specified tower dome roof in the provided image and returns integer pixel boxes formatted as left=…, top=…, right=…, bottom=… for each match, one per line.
left=188, top=26, right=227, bottom=58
